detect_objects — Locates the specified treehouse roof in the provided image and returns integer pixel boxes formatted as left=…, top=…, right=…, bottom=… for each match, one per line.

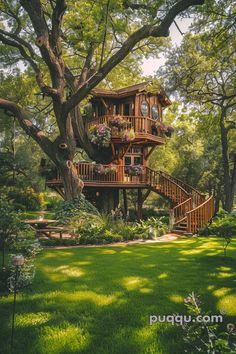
left=92, top=81, right=171, bottom=105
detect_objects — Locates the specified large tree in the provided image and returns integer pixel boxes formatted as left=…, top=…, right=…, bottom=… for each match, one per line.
left=159, top=2, right=236, bottom=211
left=0, top=0, right=205, bottom=200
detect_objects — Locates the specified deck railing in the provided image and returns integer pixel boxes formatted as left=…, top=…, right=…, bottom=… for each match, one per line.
left=88, top=115, right=164, bottom=137
left=186, top=196, right=214, bottom=234
left=75, top=163, right=148, bottom=184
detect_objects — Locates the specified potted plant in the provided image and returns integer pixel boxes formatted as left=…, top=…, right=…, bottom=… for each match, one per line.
left=88, top=124, right=111, bottom=147
left=110, top=115, right=131, bottom=129
left=165, top=125, right=174, bottom=137
left=121, top=128, right=136, bottom=142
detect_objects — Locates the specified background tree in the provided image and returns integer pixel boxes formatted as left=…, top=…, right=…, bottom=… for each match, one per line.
left=0, top=0, right=205, bottom=201
left=159, top=3, right=236, bottom=211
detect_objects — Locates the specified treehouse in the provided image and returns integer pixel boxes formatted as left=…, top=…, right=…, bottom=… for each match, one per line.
left=46, top=81, right=214, bottom=234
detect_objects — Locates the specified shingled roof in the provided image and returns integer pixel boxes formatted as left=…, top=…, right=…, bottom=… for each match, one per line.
left=91, top=81, right=152, bottom=98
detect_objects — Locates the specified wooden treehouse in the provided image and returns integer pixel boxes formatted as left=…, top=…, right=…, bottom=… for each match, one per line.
left=46, top=81, right=214, bottom=234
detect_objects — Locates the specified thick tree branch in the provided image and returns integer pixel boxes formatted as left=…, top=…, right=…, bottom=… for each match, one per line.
left=64, top=0, right=205, bottom=115
left=51, top=0, right=67, bottom=54
left=20, top=0, right=65, bottom=95
left=0, top=98, right=54, bottom=158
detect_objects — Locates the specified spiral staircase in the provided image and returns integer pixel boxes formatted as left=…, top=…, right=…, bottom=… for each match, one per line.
left=146, top=168, right=214, bottom=234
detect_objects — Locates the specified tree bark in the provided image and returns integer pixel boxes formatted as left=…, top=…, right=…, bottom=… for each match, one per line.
left=220, top=108, right=234, bottom=212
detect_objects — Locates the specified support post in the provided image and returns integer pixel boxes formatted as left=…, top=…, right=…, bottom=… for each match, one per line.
left=123, top=189, right=128, bottom=219
left=137, top=189, right=143, bottom=221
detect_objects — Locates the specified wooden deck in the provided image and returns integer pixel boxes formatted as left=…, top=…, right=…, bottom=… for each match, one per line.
left=88, top=115, right=166, bottom=145
left=46, top=163, right=213, bottom=234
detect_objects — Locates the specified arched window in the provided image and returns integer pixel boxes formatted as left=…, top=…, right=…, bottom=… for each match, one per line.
left=151, top=104, right=159, bottom=120
left=140, top=101, right=149, bottom=116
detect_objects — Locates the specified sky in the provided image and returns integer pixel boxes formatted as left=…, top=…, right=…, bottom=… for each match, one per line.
left=141, top=17, right=192, bottom=76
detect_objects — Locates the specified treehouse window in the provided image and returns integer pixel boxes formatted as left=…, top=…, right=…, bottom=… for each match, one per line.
left=140, top=101, right=149, bottom=116
left=124, top=155, right=143, bottom=165
left=151, top=104, right=159, bottom=120
left=113, top=104, right=119, bottom=115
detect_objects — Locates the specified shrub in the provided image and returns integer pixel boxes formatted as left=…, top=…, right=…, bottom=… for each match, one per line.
left=68, top=212, right=168, bottom=245
left=0, top=196, right=21, bottom=268
left=198, top=212, right=236, bottom=256
left=8, top=237, right=42, bottom=292
left=183, top=292, right=236, bottom=353
left=7, top=187, right=42, bottom=211
left=55, top=194, right=99, bottom=223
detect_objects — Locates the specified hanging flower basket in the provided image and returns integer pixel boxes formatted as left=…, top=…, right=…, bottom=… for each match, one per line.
left=125, top=164, right=144, bottom=176
left=165, top=125, right=175, bottom=137
left=121, top=128, right=136, bottom=142
left=110, top=115, right=131, bottom=128
left=88, top=124, right=111, bottom=147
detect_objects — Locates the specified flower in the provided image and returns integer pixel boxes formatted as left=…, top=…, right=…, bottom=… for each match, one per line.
left=88, top=124, right=111, bottom=147
left=110, top=115, right=130, bottom=128
left=125, top=164, right=144, bottom=176
left=121, top=128, right=136, bottom=142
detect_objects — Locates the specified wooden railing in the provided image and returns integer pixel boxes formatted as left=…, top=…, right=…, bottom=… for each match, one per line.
left=173, top=197, right=192, bottom=222
left=75, top=163, right=147, bottom=184
left=186, top=196, right=214, bottom=234
left=88, top=115, right=163, bottom=137
left=159, top=171, right=206, bottom=206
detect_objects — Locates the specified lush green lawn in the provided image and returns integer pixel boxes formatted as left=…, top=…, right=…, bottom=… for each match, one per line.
left=1, top=237, right=236, bottom=354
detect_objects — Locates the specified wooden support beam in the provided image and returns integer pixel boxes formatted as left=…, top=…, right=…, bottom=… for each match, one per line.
left=123, top=189, right=128, bottom=219
left=137, top=188, right=143, bottom=221
left=146, top=145, right=157, bottom=160
left=141, top=188, right=151, bottom=204
left=119, top=142, right=132, bottom=159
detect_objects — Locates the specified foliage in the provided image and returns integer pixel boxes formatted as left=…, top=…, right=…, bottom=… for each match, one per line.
left=8, top=237, right=42, bottom=293
left=7, top=187, right=44, bottom=211
left=183, top=292, right=236, bottom=353
left=55, top=195, right=100, bottom=224
left=93, top=163, right=117, bottom=175
left=67, top=212, right=168, bottom=245
left=125, top=164, right=145, bottom=176
left=88, top=124, right=111, bottom=147
left=199, top=211, right=236, bottom=256
left=121, top=128, right=136, bottom=142
left=0, top=196, right=21, bottom=267
left=110, top=115, right=131, bottom=128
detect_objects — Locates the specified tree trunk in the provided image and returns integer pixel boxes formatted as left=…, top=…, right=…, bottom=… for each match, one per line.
left=59, top=162, right=84, bottom=200
left=2, top=241, right=5, bottom=268
left=85, top=188, right=119, bottom=213
left=220, top=109, right=234, bottom=212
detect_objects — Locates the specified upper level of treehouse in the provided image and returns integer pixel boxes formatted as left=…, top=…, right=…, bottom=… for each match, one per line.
left=86, top=81, right=172, bottom=146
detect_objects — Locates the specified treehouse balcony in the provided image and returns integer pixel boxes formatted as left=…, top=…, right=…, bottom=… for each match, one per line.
left=87, top=115, right=167, bottom=146
left=46, top=163, right=151, bottom=189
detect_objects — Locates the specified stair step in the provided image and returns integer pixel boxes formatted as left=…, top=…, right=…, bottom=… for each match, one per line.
left=174, top=225, right=187, bottom=230
left=171, top=229, right=186, bottom=235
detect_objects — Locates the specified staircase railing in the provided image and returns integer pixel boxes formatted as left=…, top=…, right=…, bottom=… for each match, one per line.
left=146, top=167, right=189, bottom=204
left=159, top=171, right=206, bottom=206
left=173, top=197, right=192, bottom=222
left=186, top=196, right=214, bottom=234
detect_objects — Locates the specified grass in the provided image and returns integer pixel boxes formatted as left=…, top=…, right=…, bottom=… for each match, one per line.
left=0, top=237, right=236, bottom=354
left=18, top=211, right=55, bottom=220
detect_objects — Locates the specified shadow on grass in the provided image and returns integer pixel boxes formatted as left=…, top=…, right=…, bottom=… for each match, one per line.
left=0, top=237, right=236, bottom=354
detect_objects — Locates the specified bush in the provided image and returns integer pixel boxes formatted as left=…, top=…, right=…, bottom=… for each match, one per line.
left=40, top=238, right=79, bottom=247
left=8, top=237, right=42, bottom=292
left=55, top=194, right=99, bottom=223
left=68, top=212, right=168, bottom=245
left=199, top=212, right=236, bottom=237
left=128, top=207, right=169, bottom=222
left=7, top=187, right=42, bottom=211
